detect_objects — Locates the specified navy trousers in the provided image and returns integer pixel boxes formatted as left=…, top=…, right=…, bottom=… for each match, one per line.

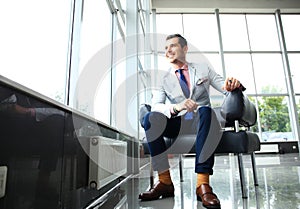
left=143, top=106, right=222, bottom=175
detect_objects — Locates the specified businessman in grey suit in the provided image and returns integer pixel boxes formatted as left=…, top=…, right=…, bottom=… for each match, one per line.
left=139, top=34, right=242, bottom=209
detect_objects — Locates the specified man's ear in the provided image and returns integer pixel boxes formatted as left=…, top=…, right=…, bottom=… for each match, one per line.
left=183, top=45, right=188, bottom=54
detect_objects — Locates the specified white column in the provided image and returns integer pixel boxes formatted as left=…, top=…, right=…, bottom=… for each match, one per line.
left=126, top=0, right=139, bottom=175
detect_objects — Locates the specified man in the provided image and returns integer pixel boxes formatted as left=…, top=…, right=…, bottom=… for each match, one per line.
left=139, top=34, right=242, bottom=209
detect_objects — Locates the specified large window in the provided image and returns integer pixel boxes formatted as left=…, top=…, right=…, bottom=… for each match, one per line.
left=0, top=0, right=152, bottom=137
left=220, top=14, right=249, bottom=51
left=224, top=54, right=256, bottom=93
left=246, top=14, right=281, bottom=51
left=282, top=15, right=300, bottom=95
left=76, top=0, right=112, bottom=125
left=251, top=54, right=287, bottom=94
left=155, top=12, right=300, bottom=143
left=281, top=15, right=300, bottom=51
left=183, top=14, right=219, bottom=52
left=297, top=96, right=300, bottom=123
left=258, top=96, right=292, bottom=142
left=288, top=54, right=300, bottom=94
left=281, top=14, right=300, bottom=133
left=1, top=1, right=298, bottom=139
left=156, top=14, right=183, bottom=35
left=0, top=0, right=72, bottom=103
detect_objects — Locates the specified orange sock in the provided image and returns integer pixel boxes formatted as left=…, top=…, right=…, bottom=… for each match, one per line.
left=196, top=173, right=209, bottom=188
left=158, top=169, right=172, bottom=185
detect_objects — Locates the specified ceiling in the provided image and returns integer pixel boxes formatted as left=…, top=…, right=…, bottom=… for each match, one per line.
left=151, top=0, right=300, bottom=13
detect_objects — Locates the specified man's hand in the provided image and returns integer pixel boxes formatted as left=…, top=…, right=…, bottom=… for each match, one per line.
left=223, top=77, right=241, bottom=92
left=175, top=99, right=198, bottom=112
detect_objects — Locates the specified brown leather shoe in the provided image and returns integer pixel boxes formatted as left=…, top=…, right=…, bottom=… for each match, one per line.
left=138, top=181, right=174, bottom=201
left=196, top=184, right=221, bottom=209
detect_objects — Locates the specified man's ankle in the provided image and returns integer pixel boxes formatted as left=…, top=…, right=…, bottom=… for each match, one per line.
left=196, top=173, right=209, bottom=188
left=158, top=169, right=173, bottom=185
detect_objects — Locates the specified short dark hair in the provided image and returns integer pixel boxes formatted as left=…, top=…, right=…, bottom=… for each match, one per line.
left=166, top=34, right=187, bottom=47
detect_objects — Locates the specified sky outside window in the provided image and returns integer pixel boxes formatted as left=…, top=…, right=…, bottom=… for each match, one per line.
left=252, top=54, right=287, bottom=94
left=0, top=0, right=72, bottom=103
left=224, top=54, right=256, bottom=94
left=183, top=14, right=219, bottom=52
left=79, top=0, right=112, bottom=123
left=156, top=14, right=183, bottom=49
left=288, top=54, right=300, bottom=94
left=220, top=14, right=250, bottom=51
left=246, top=14, right=281, bottom=51
left=281, top=14, right=300, bottom=51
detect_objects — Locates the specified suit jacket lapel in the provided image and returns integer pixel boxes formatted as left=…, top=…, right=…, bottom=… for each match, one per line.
left=163, top=69, right=186, bottom=102
left=188, top=63, right=200, bottom=96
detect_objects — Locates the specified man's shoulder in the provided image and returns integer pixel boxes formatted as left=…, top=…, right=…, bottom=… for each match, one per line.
left=160, top=68, right=173, bottom=79
left=188, top=62, right=211, bottom=72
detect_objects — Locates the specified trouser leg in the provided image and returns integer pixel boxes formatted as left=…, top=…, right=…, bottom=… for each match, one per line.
left=195, top=106, right=222, bottom=175
left=143, top=111, right=180, bottom=172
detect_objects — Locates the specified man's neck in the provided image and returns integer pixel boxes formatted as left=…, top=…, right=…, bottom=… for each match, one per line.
left=171, top=60, right=186, bottom=70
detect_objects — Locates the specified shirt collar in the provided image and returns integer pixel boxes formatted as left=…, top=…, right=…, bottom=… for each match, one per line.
left=173, top=63, right=189, bottom=72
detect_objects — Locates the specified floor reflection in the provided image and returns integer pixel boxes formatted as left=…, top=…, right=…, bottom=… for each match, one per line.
left=98, top=153, right=300, bottom=209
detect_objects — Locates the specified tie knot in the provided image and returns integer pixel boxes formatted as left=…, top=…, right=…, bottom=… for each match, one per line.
left=176, top=69, right=184, bottom=74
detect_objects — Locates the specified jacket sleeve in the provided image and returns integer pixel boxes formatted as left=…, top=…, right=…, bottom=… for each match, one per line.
left=207, top=65, right=226, bottom=95
left=151, top=84, right=173, bottom=118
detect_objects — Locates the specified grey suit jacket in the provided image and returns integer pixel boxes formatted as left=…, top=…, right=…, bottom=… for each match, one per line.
left=152, top=62, right=226, bottom=118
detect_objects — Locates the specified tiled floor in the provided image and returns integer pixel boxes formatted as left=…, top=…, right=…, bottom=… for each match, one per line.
left=98, top=153, right=300, bottom=209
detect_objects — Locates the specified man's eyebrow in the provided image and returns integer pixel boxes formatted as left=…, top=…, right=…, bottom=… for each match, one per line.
left=165, top=43, right=176, bottom=50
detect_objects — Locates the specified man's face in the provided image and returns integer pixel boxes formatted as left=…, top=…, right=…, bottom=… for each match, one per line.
left=165, top=37, right=188, bottom=64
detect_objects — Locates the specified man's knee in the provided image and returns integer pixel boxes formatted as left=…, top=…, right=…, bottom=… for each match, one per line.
left=143, top=111, right=167, bottom=131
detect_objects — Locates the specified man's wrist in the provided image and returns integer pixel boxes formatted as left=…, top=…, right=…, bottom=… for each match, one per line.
left=173, top=105, right=180, bottom=114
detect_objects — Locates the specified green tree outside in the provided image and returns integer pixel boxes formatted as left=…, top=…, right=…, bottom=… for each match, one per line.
left=249, top=86, right=292, bottom=135
left=297, top=97, right=300, bottom=124
left=258, top=96, right=291, bottom=132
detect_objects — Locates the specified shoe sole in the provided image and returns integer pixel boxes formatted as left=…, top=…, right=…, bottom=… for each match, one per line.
left=197, top=196, right=221, bottom=209
left=139, top=192, right=174, bottom=201
left=162, top=193, right=175, bottom=198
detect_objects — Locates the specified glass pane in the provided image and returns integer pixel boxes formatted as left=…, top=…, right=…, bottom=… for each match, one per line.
left=111, top=60, right=126, bottom=128
left=252, top=54, right=287, bottom=94
left=296, top=96, right=300, bottom=129
left=205, top=53, right=225, bottom=106
left=79, top=0, right=112, bottom=73
left=111, top=30, right=126, bottom=129
left=78, top=0, right=112, bottom=123
left=119, top=0, right=126, bottom=10
left=157, top=53, right=171, bottom=72
left=183, top=14, right=219, bottom=51
left=246, top=14, right=281, bottom=51
left=0, top=0, right=72, bottom=103
left=220, top=14, right=250, bottom=51
left=224, top=54, right=256, bottom=94
left=138, top=29, right=145, bottom=71
left=94, top=70, right=112, bottom=126
left=203, top=54, right=222, bottom=76
left=156, top=14, right=183, bottom=40
left=257, top=96, right=292, bottom=142
left=187, top=53, right=222, bottom=75
left=281, top=14, right=300, bottom=51
left=288, top=54, right=300, bottom=94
